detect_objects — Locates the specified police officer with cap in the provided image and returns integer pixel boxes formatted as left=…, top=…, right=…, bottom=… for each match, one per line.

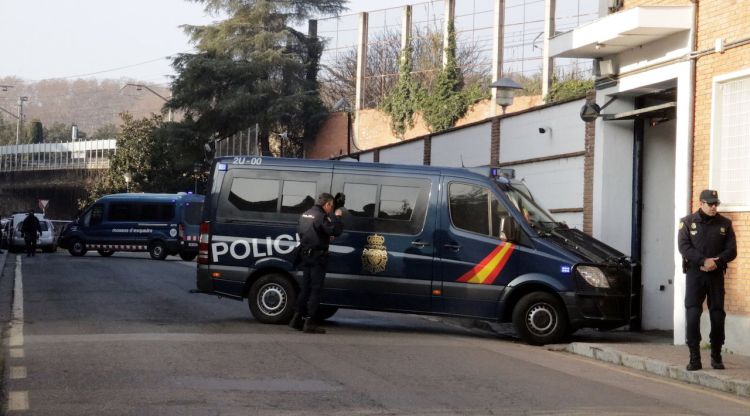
left=678, top=189, right=736, bottom=371
left=289, top=193, right=343, bottom=334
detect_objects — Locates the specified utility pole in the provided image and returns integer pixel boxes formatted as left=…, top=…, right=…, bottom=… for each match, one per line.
left=15, top=96, right=28, bottom=167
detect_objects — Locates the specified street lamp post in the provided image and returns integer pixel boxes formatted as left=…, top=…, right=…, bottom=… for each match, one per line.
left=123, top=172, right=132, bottom=193
left=122, top=83, right=173, bottom=122
left=490, top=78, right=523, bottom=115
left=15, top=96, right=28, bottom=167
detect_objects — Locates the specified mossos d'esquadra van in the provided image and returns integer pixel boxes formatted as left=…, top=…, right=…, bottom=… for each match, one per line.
left=59, top=193, right=204, bottom=260
left=196, top=157, right=637, bottom=345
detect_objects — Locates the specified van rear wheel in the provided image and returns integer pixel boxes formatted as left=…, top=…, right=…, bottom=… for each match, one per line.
left=149, top=241, right=168, bottom=260
left=97, top=249, right=115, bottom=257
left=68, top=239, right=87, bottom=257
left=512, top=292, right=568, bottom=345
left=179, top=252, right=197, bottom=261
left=248, top=274, right=296, bottom=324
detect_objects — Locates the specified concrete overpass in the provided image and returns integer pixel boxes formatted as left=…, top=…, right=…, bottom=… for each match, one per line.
left=0, top=140, right=116, bottom=219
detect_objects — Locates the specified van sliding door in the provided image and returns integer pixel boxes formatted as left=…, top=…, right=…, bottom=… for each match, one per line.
left=327, top=170, right=437, bottom=312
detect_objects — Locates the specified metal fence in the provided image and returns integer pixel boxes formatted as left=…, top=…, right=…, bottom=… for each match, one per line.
left=213, top=127, right=260, bottom=157
left=315, top=0, right=599, bottom=109
left=0, top=139, right=117, bottom=172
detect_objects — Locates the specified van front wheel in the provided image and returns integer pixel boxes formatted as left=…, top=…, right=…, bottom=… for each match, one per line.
left=149, top=241, right=168, bottom=260
left=512, top=292, right=568, bottom=345
left=248, top=274, right=296, bottom=324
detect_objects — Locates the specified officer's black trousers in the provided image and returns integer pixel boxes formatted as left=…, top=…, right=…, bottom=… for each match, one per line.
left=685, top=269, right=725, bottom=347
left=24, top=237, right=37, bottom=256
left=297, top=255, right=327, bottom=319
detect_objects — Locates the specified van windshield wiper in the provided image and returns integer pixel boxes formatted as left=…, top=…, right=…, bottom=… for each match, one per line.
left=531, top=220, right=567, bottom=236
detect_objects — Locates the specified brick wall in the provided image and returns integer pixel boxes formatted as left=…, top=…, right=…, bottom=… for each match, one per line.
left=583, top=90, right=596, bottom=235
left=691, top=0, right=750, bottom=316
left=305, top=112, right=349, bottom=160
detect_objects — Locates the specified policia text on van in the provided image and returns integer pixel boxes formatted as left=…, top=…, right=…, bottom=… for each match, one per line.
left=196, top=157, right=636, bottom=345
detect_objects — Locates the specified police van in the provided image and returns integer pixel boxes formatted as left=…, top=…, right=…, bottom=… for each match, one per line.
left=196, top=157, right=636, bottom=344
left=59, top=193, right=204, bottom=260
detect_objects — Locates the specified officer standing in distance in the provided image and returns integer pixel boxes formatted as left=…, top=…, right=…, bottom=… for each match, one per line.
left=21, top=210, right=43, bottom=257
left=678, top=189, right=736, bottom=371
left=289, top=193, right=343, bottom=334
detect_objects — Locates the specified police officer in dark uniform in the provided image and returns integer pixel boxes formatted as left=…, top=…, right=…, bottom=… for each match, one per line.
left=289, top=193, right=343, bottom=334
left=678, top=189, right=737, bottom=371
left=21, top=210, right=43, bottom=257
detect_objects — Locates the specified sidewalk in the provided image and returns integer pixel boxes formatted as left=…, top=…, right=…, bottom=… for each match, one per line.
left=475, top=320, right=750, bottom=398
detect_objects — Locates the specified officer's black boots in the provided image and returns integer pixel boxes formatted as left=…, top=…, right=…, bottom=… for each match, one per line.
left=686, top=345, right=702, bottom=371
left=302, top=318, right=326, bottom=334
left=289, top=312, right=303, bottom=331
left=711, top=344, right=725, bottom=370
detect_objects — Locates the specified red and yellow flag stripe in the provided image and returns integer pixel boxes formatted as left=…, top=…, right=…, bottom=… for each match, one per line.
left=456, top=243, right=515, bottom=285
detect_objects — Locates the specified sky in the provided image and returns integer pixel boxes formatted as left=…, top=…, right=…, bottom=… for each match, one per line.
left=0, top=0, right=415, bottom=85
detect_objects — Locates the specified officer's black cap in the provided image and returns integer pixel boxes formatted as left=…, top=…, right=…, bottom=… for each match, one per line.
left=699, top=189, right=720, bottom=204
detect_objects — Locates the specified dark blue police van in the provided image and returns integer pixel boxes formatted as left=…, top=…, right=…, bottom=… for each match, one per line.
left=196, top=157, right=636, bottom=344
left=60, top=193, right=204, bottom=261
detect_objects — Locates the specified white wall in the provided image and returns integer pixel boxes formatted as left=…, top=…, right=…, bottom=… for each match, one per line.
left=430, top=123, right=491, bottom=167
left=553, top=212, right=583, bottom=231
left=509, top=157, right=585, bottom=230
left=359, top=152, right=374, bottom=163
left=500, top=100, right=585, bottom=161
left=379, top=140, right=424, bottom=165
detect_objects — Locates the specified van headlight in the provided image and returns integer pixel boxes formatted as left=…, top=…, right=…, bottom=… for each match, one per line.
left=577, top=266, right=610, bottom=288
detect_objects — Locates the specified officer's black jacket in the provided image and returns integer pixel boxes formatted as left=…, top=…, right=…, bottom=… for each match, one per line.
left=21, top=215, right=42, bottom=236
left=678, top=210, right=737, bottom=270
left=297, top=205, right=343, bottom=251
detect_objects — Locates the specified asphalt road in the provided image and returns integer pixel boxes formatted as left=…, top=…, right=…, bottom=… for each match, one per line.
left=2, top=251, right=749, bottom=415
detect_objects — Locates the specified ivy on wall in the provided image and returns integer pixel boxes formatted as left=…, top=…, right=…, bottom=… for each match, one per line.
left=380, top=44, right=421, bottom=137
left=545, top=78, right=594, bottom=103
left=381, top=21, right=486, bottom=135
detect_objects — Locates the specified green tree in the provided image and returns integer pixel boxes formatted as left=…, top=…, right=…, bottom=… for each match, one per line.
left=31, top=120, right=44, bottom=143
left=420, top=22, right=477, bottom=132
left=380, top=44, right=421, bottom=137
left=86, top=113, right=206, bottom=205
left=167, top=0, right=346, bottom=156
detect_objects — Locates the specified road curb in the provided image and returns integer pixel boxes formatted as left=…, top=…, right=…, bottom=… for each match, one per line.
left=551, top=342, right=750, bottom=398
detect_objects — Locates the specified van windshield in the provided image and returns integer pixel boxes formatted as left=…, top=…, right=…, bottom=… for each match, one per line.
left=500, top=182, right=565, bottom=235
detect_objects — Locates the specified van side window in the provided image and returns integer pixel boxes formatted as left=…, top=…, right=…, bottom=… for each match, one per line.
left=228, top=178, right=280, bottom=213
left=109, top=203, right=134, bottom=221
left=335, top=175, right=430, bottom=235
left=281, top=181, right=316, bottom=214
left=217, top=171, right=327, bottom=223
left=344, top=183, right=377, bottom=218
left=141, top=203, right=175, bottom=222
left=379, top=185, right=416, bottom=220
left=449, top=182, right=509, bottom=239
left=84, top=204, right=104, bottom=226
